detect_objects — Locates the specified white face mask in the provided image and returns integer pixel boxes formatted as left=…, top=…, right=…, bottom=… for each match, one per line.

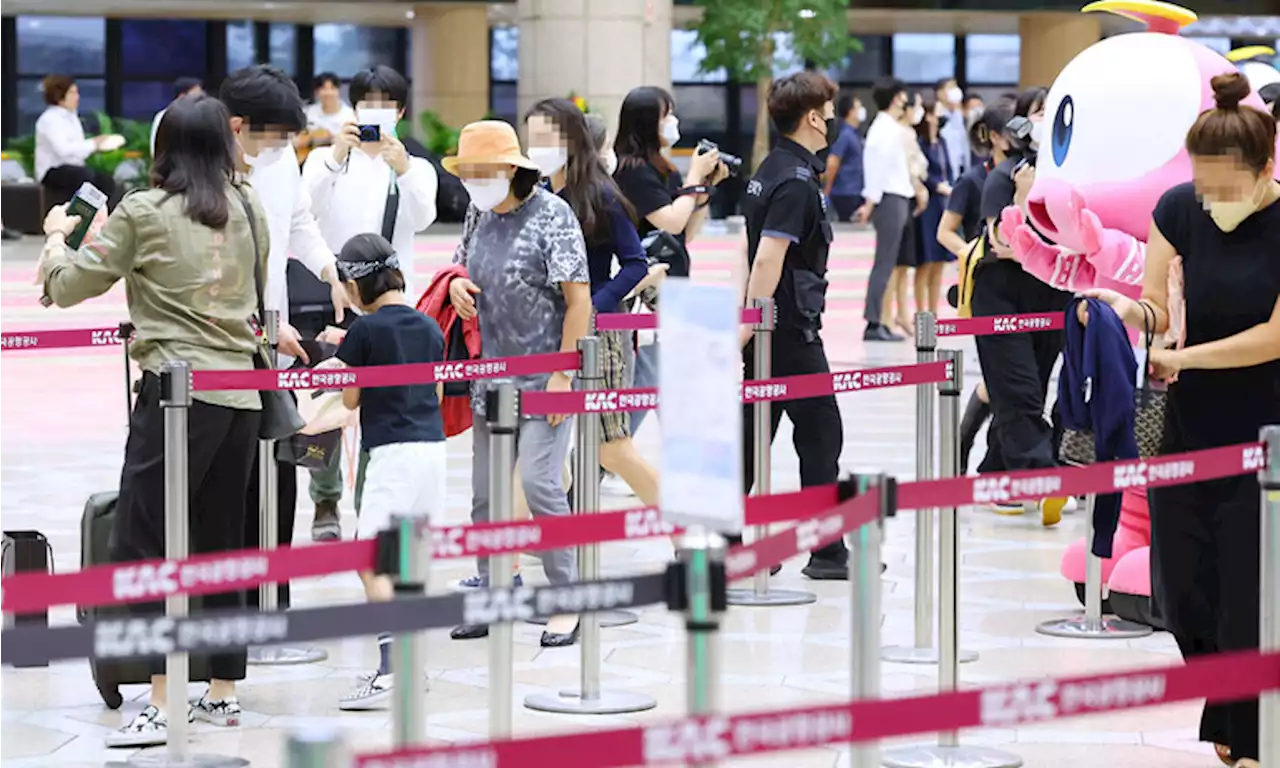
left=240, top=136, right=285, bottom=168
left=1206, top=178, right=1268, bottom=233
left=528, top=146, right=568, bottom=177
left=947, top=86, right=964, bottom=105
left=854, top=105, right=867, bottom=123
left=602, top=149, right=618, bottom=176
left=358, top=108, right=399, bottom=139
left=911, top=106, right=925, bottom=125
left=1029, top=119, right=1044, bottom=148
left=660, top=115, right=680, bottom=146
left=463, top=177, right=511, bottom=212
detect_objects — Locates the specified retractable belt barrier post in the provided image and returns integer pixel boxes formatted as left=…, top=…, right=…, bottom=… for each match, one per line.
left=525, top=338, right=656, bottom=716
left=130, top=361, right=246, bottom=768
left=390, top=513, right=430, bottom=747
left=249, top=311, right=328, bottom=666
left=848, top=474, right=891, bottom=768
left=120, top=322, right=135, bottom=423
left=487, top=380, right=518, bottom=737
left=727, top=298, right=816, bottom=608
left=284, top=727, right=345, bottom=768
left=1261, top=425, right=1279, bottom=767
left=884, top=350, right=1022, bottom=768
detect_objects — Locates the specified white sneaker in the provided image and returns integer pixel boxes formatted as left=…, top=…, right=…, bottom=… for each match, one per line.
left=600, top=472, right=635, bottom=498
left=1062, top=496, right=1080, bottom=514
left=192, top=692, right=241, bottom=726
left=339, top=671, right=393, bottom=711
left=106, top=705, right=170, bottom=748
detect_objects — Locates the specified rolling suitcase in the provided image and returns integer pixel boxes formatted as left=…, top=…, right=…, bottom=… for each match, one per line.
left=2, top=530, right=53, bottom=668
left=79, top=491, right=211, bottom=709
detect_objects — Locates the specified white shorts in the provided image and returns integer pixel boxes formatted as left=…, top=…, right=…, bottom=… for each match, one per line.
left=357, top=441, right=448, bottom=540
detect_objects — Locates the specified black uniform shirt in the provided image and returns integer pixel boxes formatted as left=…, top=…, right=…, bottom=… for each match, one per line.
left=742, top=138, right=833, bottom=334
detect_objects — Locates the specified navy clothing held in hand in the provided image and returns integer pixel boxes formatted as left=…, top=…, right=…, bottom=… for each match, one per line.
left=916, top=136, right=955, bottom=264
left=336, top=304, right=447, bottom=449
left=559, top=188, right=646, bottom=313
left=1059, top=296, right=1137, bottom=558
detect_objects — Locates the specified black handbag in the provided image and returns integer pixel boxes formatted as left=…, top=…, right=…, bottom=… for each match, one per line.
left=1060, top=302, right=1167, bottom=465
left=235, top=185, right=307, bottom=441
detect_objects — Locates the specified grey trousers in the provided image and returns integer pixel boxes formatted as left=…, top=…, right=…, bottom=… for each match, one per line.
left=865, top=193, right=912, bottom=326
left=471, top=414, right=577, bottom=586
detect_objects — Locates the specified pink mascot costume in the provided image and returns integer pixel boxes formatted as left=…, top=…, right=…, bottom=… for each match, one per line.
left=997, top=0, right=1280, bottom=624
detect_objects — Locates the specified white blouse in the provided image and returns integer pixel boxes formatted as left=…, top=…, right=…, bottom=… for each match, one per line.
left=34, top=106, right=94, bottom=182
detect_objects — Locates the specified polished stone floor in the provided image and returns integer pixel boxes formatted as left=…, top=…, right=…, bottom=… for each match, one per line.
left=0, top=228, right=1218, bottom=766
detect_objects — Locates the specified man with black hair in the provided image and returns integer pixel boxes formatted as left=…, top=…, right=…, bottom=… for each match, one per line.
left=735, top=70, right=850, bottom=580
left=301, top=71, right=356, bottom=156
left=149, top=76, right=202, bottom=156
left=221, top=64, right=352, bottom=545
left=824, top=92, right=864, bottom=222
left=857, top=76, right=915, bottom=342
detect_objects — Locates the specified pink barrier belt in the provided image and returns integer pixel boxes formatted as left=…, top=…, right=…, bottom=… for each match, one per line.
left=2, top=442, right=1260, bottom=614
left=935, top=313, right=1064, bottom=337
left=0, top=327, right=126, bottom=351
left=595, top=307, right=764, bottom=332
left=521, top=361, right=955, bottom=416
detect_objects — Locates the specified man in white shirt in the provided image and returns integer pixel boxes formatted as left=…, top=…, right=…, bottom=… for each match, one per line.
left=150, top=77, right=203, bottom=157
left=857, top=76, right=915, bottom=342
left=936, top=77, right=970, bottom=181
left=297, top=72, right=357, bottom=162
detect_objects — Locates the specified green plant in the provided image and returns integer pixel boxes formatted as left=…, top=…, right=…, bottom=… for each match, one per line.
left=417, top=110, right=461, bottom=157
left=692, top=0, right=858, bottom=170
left=4, top=133, right=37, bottom=179
left=84, top=111, right=151, bottom=185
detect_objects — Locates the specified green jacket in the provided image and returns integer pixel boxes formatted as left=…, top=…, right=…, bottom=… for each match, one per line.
left=42, top=183, right=270, bottom=410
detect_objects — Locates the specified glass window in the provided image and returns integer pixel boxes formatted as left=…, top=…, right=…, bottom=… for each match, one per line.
left=270, top=24, right=296, bottom=76
left=1183, top=36, right=1231, bottom=55
left=121, top=82, right=173, bottom=121
left=672, top=85, right=728, bottom=133
left=828, top=34, right=889, bottom=83
left=490, top=82, right=518, bottom=124
left=965, top=34, right=1020, bottom=85
left=672, top=29, right=726, bottom=83
left=121, top=20, right=208, bottom=78
left=490, top=26, right=518, bottom=82
left=16, top=16, right=106, bottom=76
left=892, top=33, right=955, bottom=83
left=227, top=21, right=256, bottom=71
left=315, top=24, right=401, bottom=76
left=17, top=77, right=106, bottom=137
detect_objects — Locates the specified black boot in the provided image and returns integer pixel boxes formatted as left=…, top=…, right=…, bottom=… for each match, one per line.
left=959, top=390, right=991, bottom=475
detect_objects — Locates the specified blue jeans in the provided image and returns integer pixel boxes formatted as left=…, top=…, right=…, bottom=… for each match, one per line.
left=629, top=341, right=658, bottom=436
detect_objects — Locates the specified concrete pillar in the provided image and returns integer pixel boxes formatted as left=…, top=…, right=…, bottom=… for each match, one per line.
left=410, top=4, right=490, bottom=137
left=1018, top=13, right=1102, bottom=90
left=516, top=0, right=672, bottom=133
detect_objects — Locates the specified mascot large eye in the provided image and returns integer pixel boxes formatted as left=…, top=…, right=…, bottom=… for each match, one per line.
left=1051, top=96, right=1073, bottom=167
left=1034, top=34, right=1201, bottom=186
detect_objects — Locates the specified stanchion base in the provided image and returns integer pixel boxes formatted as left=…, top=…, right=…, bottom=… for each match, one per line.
left=1035, top=614, right=1153, bottom=639
left=882, top=744, right=1023, bottom=768
left=880, top=645, right=979, bottom=664
left=247, top=645, right=329, bottom=665
left=113, top=752, right=250, bottom=768
left=725, top=588, right=817, bottom=607
left=523, top=688, right=657, bottom=715
left=525, top=610, right=639, bottom=628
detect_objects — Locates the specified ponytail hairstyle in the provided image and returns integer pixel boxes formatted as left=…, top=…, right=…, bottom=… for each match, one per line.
left=1185, top=72, right=1277, bottom=175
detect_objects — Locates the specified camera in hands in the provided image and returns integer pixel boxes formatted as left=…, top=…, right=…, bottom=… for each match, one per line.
left=357, top=124, right=382, bottom=143
left=696, top=139, right=743, bottom=175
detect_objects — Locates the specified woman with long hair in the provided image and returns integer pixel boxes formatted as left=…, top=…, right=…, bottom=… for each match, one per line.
left=526, top=98, right=657, bottom=505
left=39, top=94, right=269, bottom=747
left=913, top=95, right=955, bottom=316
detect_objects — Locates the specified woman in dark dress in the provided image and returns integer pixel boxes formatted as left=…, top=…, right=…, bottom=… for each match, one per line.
left=912, top=95, right=954, bottom=317
left=1086, top=72, right=1280, bottom=768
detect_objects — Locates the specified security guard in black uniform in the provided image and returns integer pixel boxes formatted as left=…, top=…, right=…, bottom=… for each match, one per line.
left=731, top=71, right=848, bottom=579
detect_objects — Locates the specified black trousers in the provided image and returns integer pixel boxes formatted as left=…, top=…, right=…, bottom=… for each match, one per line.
left=244, top=447, right=298, bottom=610
left=970, top=261, right=1069, bottom=472
left=729, top=329, right=848, bottom=562
left=111, top=373, right=260, bottom=680
left=1150, top=473, right=1260, bottom=759
left=41, top=164, right=118, bottom=210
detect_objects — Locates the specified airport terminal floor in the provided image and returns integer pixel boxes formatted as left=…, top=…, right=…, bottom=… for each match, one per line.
left=0, top=228, right=1244, bottom=766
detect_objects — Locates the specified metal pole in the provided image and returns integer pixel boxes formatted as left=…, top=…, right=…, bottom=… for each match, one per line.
left=525, top=340, right=656, bottom=715
left=680, top=527, right=728, bottom=721
left=120, top=322, right=134, bottom=422
left=249, top=310, right=327, bottom=666
left=883, top=349, right=1022, bottom=768
left=1259, top=425, right=1279, bottom=767
left=848, top=474, right=887, bottom=768
left=283, top=728, right=345, bottom=768
left=391, top=513, right=429, bottom=747
left=128, top=363, right=247, bottom=767
left=727, top=298, right=814, bottom=607
left=488, top=381, right=518, bottom=738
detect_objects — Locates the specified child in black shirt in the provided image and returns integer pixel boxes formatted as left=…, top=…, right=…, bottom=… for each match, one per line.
left=332, top=233, right=446, bottom=711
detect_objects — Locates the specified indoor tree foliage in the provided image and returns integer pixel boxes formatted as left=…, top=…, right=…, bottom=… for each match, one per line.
left=692, top=0, right=858, bottom=170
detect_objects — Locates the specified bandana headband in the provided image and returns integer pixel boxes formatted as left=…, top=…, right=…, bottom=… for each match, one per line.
left=337, top=252, right=400, bottom=281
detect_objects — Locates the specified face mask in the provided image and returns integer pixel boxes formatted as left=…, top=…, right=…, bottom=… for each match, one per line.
left=855, top=105, right=867, bottom=123
left=528, top=146, right=568, bottom=177
left=358, top=108, right=399, bottom=138
left=911, top=106, right=925, bottom=125
left=947, top=86, right=964, bottom=105
left=239, top=135, right=285, bottom=168
left=823, top=115, right=840, bottom=147
left=1029, top=119, right=1044, bottom=148
left=1207, top=179, right=1267, bottom=233
left=661, top=116, right=680, bottom=146
left=462, top=178, right=511, bottom=212
left=602, top=149, right=618, bottom=176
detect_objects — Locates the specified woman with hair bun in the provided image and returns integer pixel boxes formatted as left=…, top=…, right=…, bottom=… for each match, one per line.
left=1086, top=71, right=1280, bottom=768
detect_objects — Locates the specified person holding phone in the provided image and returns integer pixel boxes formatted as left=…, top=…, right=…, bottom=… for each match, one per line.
left=34, top=74, right=123, bottom=208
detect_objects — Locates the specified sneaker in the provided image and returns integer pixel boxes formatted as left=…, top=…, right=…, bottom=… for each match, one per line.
left=339, top=671, right=393, bottom=711
left=192, top=692, right=241, bottom=726
left=458, top=573, right=522, bottom=588
left=1062, top=496, right=1080, bottom=515
left=312, top=500, right=341, bottom=541
left=1039, top=497, right=1068, bottom=527
left=106, top=705, right=169, bottom=748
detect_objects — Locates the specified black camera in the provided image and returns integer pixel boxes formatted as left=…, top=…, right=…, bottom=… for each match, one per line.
left=357, top=124, right=381, bottom=143
left=696, top=139, right=743, bottom=175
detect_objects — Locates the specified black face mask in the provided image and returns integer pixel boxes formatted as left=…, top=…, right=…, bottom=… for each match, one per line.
left=824, top=116, right=840, bottom=147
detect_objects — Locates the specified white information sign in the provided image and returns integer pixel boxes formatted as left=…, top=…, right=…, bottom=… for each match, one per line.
left=658, top=279, right=744, bottom=533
